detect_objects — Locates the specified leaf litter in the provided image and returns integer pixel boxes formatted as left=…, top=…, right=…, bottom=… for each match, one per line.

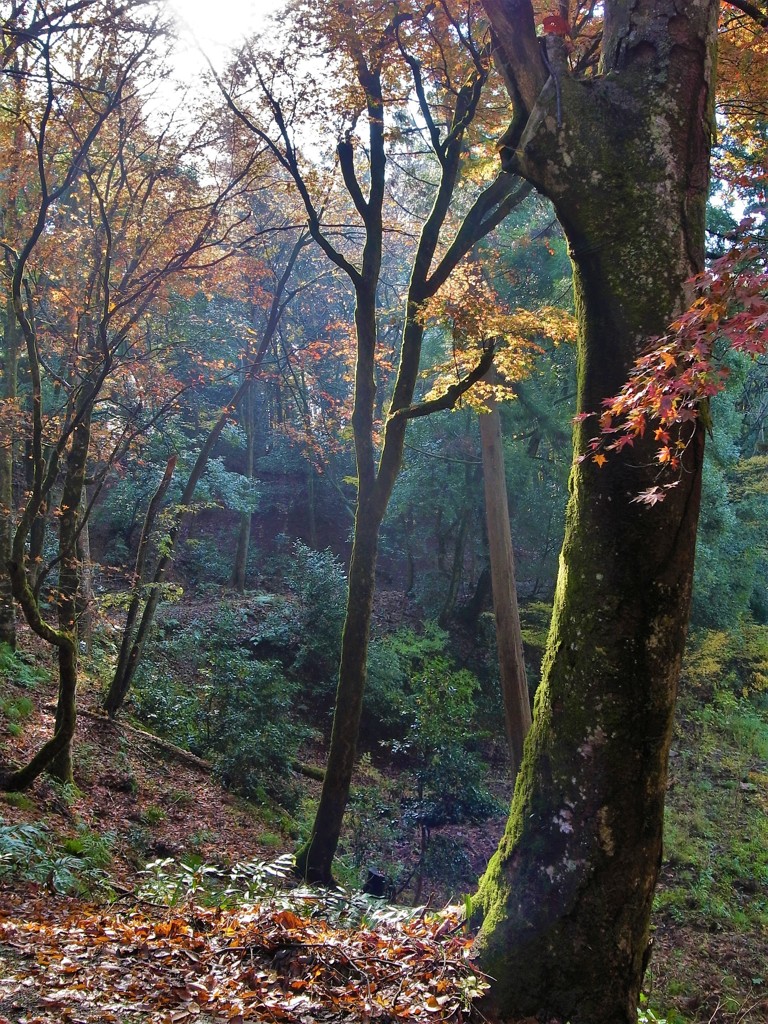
left=0, top=885, right=488, bottom=1023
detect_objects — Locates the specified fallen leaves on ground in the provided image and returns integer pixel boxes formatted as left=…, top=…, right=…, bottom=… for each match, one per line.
left=0, top=886, right=488, bottom=1023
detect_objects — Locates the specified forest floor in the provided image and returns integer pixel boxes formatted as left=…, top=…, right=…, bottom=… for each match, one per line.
left=0, top=629, right=767, bottom=1024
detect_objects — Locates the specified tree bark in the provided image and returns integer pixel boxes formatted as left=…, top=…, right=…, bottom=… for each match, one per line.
left=76, top=490, right=94, bottom=657
left=472, top=3, right=717, bottom=1021
left=478, top=379, right=531, bottom=775
left=105, top=455, right=176, bottom=716
left=0, top=298, right=19, bottom=649
left=294, top=496, right=382, bottom=880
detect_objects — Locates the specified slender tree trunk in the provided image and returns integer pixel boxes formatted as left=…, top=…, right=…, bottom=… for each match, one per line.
left=46, top=409, right=91, bottom=783
left=5, top=408, right=92, bottom=789
left=295, top=321, right=496, bottom=884
left=478, top=385, right=531, bottom=774
left=106, top=456, right=176, bottom=716
left=294, top=496, right=382, bottom=880
left=438, top=503, right=471, bottom=627
left=278, top=17, right=530, bottom=883
left=27, top=490, right=46, bottom=591
left=0, top=299, right=19, bottom=649
left=232, top=515, right=251, bottom=592
left=473, top=4, right=717, bottom=1020
left=231, top=423, right=256, bottom=593
left=306, top=456, right=318, bottom=549
left=231, top=387, right=255, bottom=592
left=103, top=418, right=229, bottom=716
left=76, top=490, right=94, bottom=657
left=0, top=74, right=26, bottom=650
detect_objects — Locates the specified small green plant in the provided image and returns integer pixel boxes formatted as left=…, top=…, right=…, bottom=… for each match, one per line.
left=189, top=827, right=216, bottom=853
left=47, top=780, right=83, bottom=808
left=140, top=804, right=167, bottom=826
left=162, top=788, right=195, bottom=809
left=0, top=643, right=50, bottom=689
left=60, top=824, right=114, bottom=869
left=74, top=741, right=100, bottom=784
left=1, top=792, right=35, bottom=811
left=0, top=693, right=35, bottom=737
left=0, top=819, right=111, bottom=895
left=137, top=852, right=296, bottom=907
left=124, top=824, right=152, bottom=864
left=260, top=831, right=283, bottom=850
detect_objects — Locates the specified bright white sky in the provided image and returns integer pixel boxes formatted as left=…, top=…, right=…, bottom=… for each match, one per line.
left=166, top=0, right=285, bottom=70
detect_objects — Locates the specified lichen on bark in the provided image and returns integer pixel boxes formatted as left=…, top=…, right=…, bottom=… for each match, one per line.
left=473, top=2, right=718, bottom=1021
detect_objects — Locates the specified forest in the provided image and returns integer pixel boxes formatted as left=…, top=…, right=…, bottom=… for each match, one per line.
left=0, top=1, right=767, bottom=1022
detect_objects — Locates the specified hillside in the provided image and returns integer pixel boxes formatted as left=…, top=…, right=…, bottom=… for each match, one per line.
left=1, top=614, right=767, bottom=1024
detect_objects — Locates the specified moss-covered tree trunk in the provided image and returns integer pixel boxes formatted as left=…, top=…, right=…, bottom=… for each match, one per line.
left=473, top=2, right=717, bottom=1021
left=4, top=406, right=91, bottom=790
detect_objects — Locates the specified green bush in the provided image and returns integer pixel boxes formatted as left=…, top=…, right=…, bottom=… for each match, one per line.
left=133, top=606, right=303, bottom=809
left=683, top=622, right=768, bottom=700
left=393, top=643, right=498, bottom=828
left=361, top=638, right=408, bottom=741
left=251, top=542, right=347, bottom=700
left=207, top=657, right=304, bottom=809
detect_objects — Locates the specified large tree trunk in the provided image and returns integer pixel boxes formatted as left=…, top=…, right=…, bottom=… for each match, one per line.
left=472, top=3, right=717, bottom=1021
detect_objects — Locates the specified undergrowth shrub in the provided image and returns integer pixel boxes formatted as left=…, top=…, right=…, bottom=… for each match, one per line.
left=421, top=833, right=475, bottom=892
left=251, top=542, right=346, bottom=704
left=138, top=852, right=431, bottom=930
left=683, top=621, right=768, bottom=699
left=657, top=624, right=768, bottom=936
left=0, top=642, right=50, bottom=689
left=133, top=605, right=303, bottom=809
left=0, top=644, right=50, bottom=744
left=395, top=652, right=497, bottom=828
left=363, top=622, right=452, bottom=745
left=0, top=819, right=113, bottom=895
left=345, top=754, right=400, bottom=873
left=177, top=535, right=235, bottom=591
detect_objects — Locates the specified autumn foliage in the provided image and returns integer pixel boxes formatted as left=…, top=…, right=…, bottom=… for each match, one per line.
left=578, top=227, right=768, bottom=504
left=0, top=886, right=486, bottom=1023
